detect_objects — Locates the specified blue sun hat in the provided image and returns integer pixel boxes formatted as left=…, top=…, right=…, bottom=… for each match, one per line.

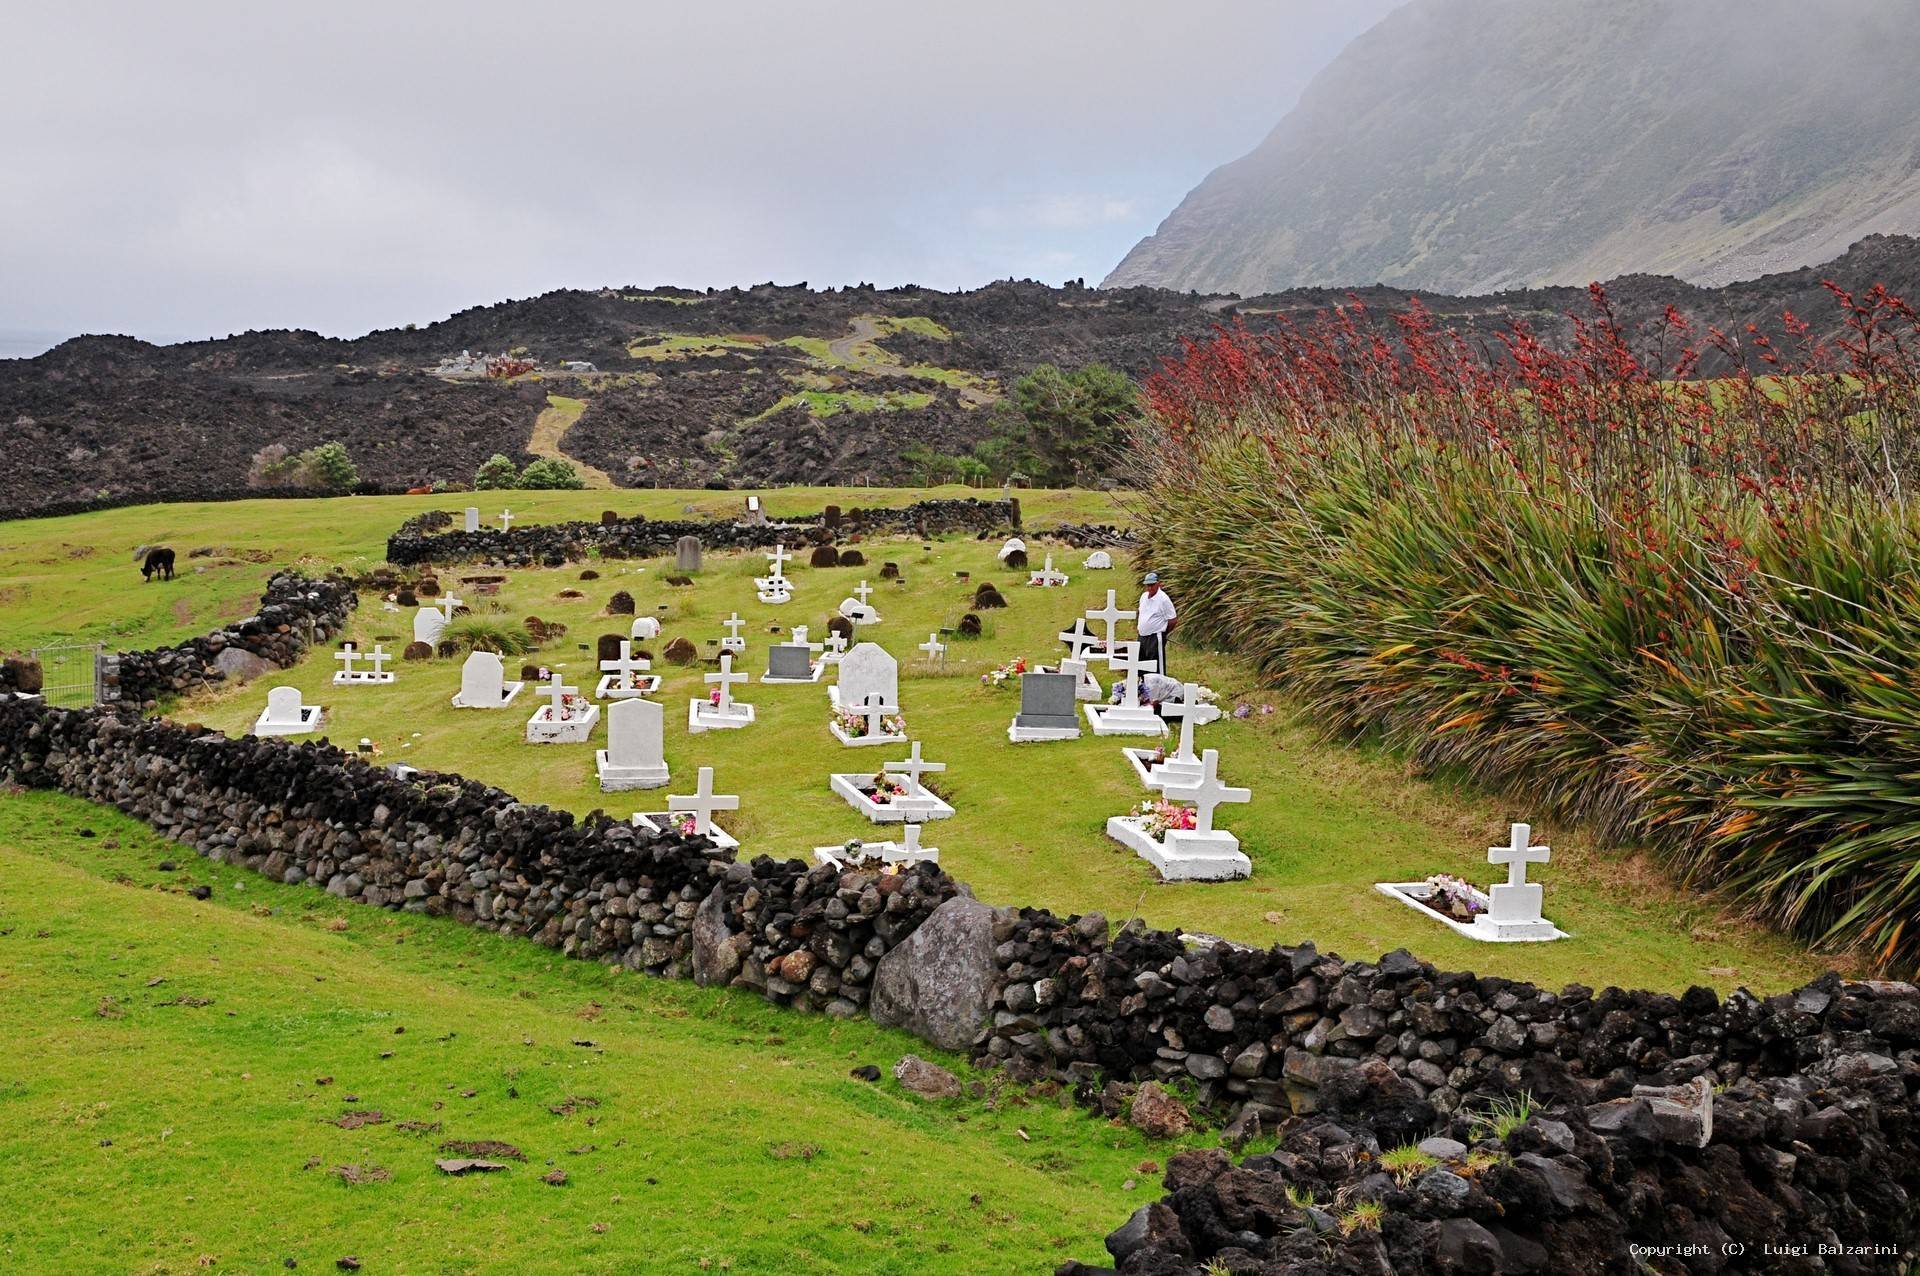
left=1143, top=571, right=1160, bottom=584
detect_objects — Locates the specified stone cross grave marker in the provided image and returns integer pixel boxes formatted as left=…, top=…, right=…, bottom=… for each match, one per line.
left=720, top=612, right=746, bottom=654
left=539, top=670, right=579, bottom=720
left=918, top=632, right=946, bottom=667
left=436, top=593, right=464, bottom=622
left=884, top=740, right=945, bottom=796
left=1058, top=619, right=1097, bottom=661
left=1163, top=681, right=1220, bottom=763
left=497, top=509, right=514, bottom=532
left=1088, top=590, right=1135, bottom=652
left=366, top=644, right=390, bottom=679
left=1485, top=823, right=1550, bottom=925
left=1160, top=749, right=1250, bottom=836
left=854, top=579, right=874, bottom=608
left=765, top=543, right=790, bottom=579
left=334, top=647, right=360, bottom=680
left=885, top=823, right=938, bottom=866
left=1110, top=641, right=1151, bottom=711
left=600, top=640, right=650, bottom=691
left=823, top=632, right=848, bottom=659
left=669, top=766, right=739, bottom=836
left=705, top=652, right=748, bottom=715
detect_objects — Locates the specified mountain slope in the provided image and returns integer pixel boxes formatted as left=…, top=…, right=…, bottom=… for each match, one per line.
left=1105, top=0, right=1920, bottom=295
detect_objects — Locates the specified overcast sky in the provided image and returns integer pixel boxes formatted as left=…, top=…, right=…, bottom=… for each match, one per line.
left=0, top=1, right=1400, bottom=354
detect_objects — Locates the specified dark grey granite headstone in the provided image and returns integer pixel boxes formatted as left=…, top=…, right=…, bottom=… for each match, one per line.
left=767, top=643, right=813, bottom=680
left=676, top=535, right=702, bottom=571
left=1016, top=671, right=1079, bottom=730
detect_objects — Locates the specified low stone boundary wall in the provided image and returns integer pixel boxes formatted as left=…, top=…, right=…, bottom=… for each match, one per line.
left=1, top=696, right=1913, bottom=1272
left=385, top=497, right=1021, bottom=567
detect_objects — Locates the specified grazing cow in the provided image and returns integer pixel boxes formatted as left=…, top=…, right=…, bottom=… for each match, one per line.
left=140, top=547, right=176, bottom=582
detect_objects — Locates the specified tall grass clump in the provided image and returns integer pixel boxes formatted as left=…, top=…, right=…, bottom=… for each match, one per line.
left=1133, top=282, right=1920, bottom=975
left=441, top=618, right=536, bottom=658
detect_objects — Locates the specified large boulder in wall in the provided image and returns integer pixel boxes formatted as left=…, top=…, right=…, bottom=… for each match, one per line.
left=213, top=647, right=275, bottom=682
left=870, top=896, right=996, bottom=1052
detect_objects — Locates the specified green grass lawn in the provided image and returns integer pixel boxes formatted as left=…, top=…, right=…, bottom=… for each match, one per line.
left=0, top=791, right=1171, bottom=1274
left=0, top=487, right=1831, bottom=995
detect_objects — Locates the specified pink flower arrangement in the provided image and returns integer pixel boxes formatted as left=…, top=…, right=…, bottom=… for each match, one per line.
left=1132, top=798, right=1198, bottom=840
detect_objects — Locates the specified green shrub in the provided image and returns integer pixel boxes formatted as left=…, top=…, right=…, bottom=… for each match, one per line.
left=473, top=454, right=520, bottom=490
left=294, top=441, right=357, bottom=491
left=519, top=458, right=585, bottom=489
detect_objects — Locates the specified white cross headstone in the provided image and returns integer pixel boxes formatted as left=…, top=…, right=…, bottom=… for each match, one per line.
left=705, top=652, right=748, bottom=716
left=1059, top=620, right=1097, bottom=661
left=824, top=632, right=849, bottom=658
left=854, top=580, right=874, bottom=607
left=918, top=632, right=946, bottom=666
left=1485, top=823, right=1549, bottom=924
left=498, top=509, right=515, bottom=532
left=539, top=670, right=579, bottom=720
left=1110, top=641, right=1151, bottom=711
left=1087, top=590, right=1136, bottom=652
left=601, top=640, right=650, bottom=691
left=1160, top=749, right=1250, bottom=836
left=883, top=822, right=939, bottom=866
left=669, top=766, right=739, bottom=836
left=1162, top=681, right=1220, bottom=763
left=720, top=612, right=746, bottom=653
left=436, top=593, right=464, bottom=623
left=366, top=644, right=390, bottom=679
left=334, top=647, right=361, bottom=680
left=765, top=543, right=790, bottom=578
left=856, top=694, right=899, bottom=739
left=884, top=740, right=945, bottom=796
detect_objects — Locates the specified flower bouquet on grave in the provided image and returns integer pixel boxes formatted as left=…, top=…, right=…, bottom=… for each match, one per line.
left=866, top=772, right=910, bottom=805
left=673, top=813, right=700, bottom=837
left=980, top=657, right=1027, bottom=690
left=1418, top=873, right=1486, bottom=923
left=556, top=692, right=586, bottom=721
left=835, top=707, right=907, bottom=740
left=709, top=687, right=723, bottom=706
left=1132, top=798, right=1197, bottom=840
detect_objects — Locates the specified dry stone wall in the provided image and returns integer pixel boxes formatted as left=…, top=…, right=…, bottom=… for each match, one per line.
left=0, top=696, right=1913, bottom=1272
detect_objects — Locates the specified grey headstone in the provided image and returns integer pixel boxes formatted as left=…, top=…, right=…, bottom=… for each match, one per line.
left=767, top=643, right=812, bottom=680
left=1015, top=671, right=1079, bottom=730
left=675, top=535, right=702, bottom=572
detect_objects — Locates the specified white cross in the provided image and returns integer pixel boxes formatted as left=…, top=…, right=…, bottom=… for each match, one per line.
left=856, top=693, right=900, bottom=738
left=539, top=670, right=579, bottom=720
left=1160, top=749, right=1250, bottom=836
left=854, top=580, right=874, bottom=607
left=884, top=823, right=938, bottom=866
left=884, top=740, right=945, bottom=795
left=1110, top=641, right=1151, bottom=710
left=824, top=632, right=849, bottom=656
left=600, top=640, right=650, bottom=689
left=1058, top=619, right=1097, bottom=660
left=334, top=646, right=360, bottom=679
left=669, top=766, right=739, bottom=836
left=436, top=593, right=464, bottom=622
left=1087, top=590, right=1135, bottom=651
left=765, top=543, right=790, bottom=577
left=704, top=652, right=747, bottom=714
left=498, top=509, right=514, bottom=531
left=1042, top=554, right=1056, bottom=574
left=1488, top=823, right=1550, bottom=890
left=1162, top=681, right=1220, bottom=762
left=918, top=632, right=946, bottom=665
left=721, top=612, right=746, bottom=645
left=366, top=644, right=390, bottom=678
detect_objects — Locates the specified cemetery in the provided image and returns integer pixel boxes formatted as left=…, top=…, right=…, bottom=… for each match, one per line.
left=0, top=486, right=1912, bottom=1273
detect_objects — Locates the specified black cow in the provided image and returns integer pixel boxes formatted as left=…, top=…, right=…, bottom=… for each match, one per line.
left=140, top=547, right=175, bottom=582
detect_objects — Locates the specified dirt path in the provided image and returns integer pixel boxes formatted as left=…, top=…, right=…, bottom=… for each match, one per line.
left=825, top=317, right=996, bottom=407
left=528, top=394, right=616, bottom=489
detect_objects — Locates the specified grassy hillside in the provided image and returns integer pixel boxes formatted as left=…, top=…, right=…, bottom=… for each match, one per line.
left=0, top=791, right=1166, bottom=1274
left=0, top=490, right=1832, bottom=994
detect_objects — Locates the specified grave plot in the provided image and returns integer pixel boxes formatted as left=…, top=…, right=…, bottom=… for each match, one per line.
left=331, top=642, right=396, bottom=686
left=1084, top=642, right=1167, bottom=737
left=754, top=543, right=793, bottom=604
left=631, top=766, right=740, bottom=851
left=1026, top=553, right=1069, bottom=587
left=1122, top=681, right=1220, bottom=787
left=718, top=611, right=747, bottom=657
left=252, top=684, right=323, bottom=737
left=813, top=821, right=938, bottom=869
left=828, top=642, right=906, bottom=746
left=1008, top=667, right=1082, bottom=742
left=450, top=650, right=525, bottom=709
left=1376, top=823, right=1569, bottom=942
left=1106, top=748, right=1250, bottom=881
left=838, top=579, right=881, bottom=626
left=689, top=653, right=755, bottom=733
left=830, top=741, right=954, bottom=824
left=595, top=640, right=660, bottom=699
left=526, top=671, right=600, bottom=744
left=596, top=696, right=669, bottom=791
left=1044, top=621, right=1104, bottom=700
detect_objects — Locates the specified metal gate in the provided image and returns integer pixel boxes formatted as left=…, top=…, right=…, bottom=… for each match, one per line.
left=28, top=642, right=103, bottom=708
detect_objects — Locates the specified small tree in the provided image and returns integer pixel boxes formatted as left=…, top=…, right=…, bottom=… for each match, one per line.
left=1001, top=363, right=1136, bottom=487
left=519, top=458, right=585, bottom=490
left=474, top=453, right=521, bottom=489
left=247, top=443, right=297, bottom=488
left=294, top=441, right=357, bottom=490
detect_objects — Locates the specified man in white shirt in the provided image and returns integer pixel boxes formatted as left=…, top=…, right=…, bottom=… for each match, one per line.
left=1136, top=571, right=1177, bottom=677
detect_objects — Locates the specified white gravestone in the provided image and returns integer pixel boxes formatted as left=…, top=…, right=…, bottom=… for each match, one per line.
left=1126, top=680, right=1219, bottom=788
left=689, top=652, right=755, bottom=733
left=917, top=632, right=946, bottom=669
left=1086, top=590, right=1136, bottom=663
left=820, top=632, right=849, bottom=664
left=719, top=612, right=747, bottom=656
left=1027, top=554, right=1070, bottom=587
left=830, top=740, right=956, bottom=824
left=596, top=697, right=669, bottom=791
left=595, top=640, right=659, bottom=699
left=464, top=506, right=481, bottom=533
left=838, top=579, right=880, bottom=626
left=1084, top=550, right=1113, bottom=570
left=333, top=643, right=396, bottom=686
left=413, top=606, right=448, bottom=647
left=756, top=545, right=792, bottom=604
left=1085, top=641, right=1167, bottom=737
left=1107, top=748, right=1251, bottom=882
left=1373, top=823, right=1568, bottom=943
left=526, top=670, right=599, bottom=743
left=814, top=822, right=939, bottom=869
left=828, top=643, right=904, bottom=749
left=450, top=650, right=524, bottom=708
left=997, top=537, right=1026, bottom=562
left=633, top=766, right=741, bottom=851
left=630, top=616, right=661, bottom=642
left=253, top=684, right=323, bottom=737
left=497, top=509, right=515, bottom=532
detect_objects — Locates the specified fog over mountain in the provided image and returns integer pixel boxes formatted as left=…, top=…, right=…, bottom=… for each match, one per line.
left=1105, top=0, right=1920, bottom=295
